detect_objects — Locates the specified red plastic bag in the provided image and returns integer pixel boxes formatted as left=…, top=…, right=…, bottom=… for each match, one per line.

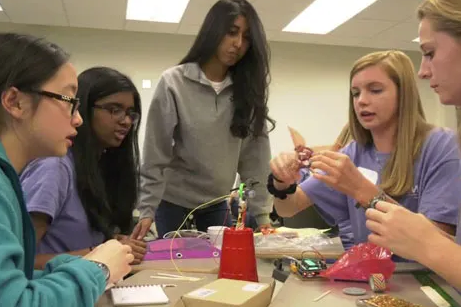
left=320, top=242, right=396, bottom=281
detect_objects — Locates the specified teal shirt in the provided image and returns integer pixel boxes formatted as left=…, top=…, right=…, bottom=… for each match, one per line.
left=0, top=142, right=106, bottom=306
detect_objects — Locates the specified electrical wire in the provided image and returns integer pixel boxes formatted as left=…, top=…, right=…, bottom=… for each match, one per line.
left=301, top=246, right=325, bottom=261
left=169, top=194, right=231, bottom=277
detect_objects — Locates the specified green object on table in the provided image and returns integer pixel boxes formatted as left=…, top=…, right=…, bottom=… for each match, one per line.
left=238, top=182, right=245, bottom=199
left=412, top=271, right=460, bottom=307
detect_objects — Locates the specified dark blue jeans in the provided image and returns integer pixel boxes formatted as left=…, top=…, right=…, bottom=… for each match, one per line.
left=155, top=200, right=232, bottom=239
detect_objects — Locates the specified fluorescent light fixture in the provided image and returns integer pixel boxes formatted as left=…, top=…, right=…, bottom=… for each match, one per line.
left=283, top=0, right=378, bottom=34
left=126, top=0, right=190, bottom=23
left=0, top=4, right=3, bottom=11
left=412, top=37, right=420, bottom=42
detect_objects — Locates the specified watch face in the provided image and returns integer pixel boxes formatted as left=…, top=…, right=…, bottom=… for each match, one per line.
left=93, top=261, right=110, bottom=281
left=100, top=264, right=110, bottom=280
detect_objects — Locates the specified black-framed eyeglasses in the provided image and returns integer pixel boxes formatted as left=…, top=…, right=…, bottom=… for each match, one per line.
left=24, top=90, right=80, bottom=116
left=93, top=104, right=140, bottom=125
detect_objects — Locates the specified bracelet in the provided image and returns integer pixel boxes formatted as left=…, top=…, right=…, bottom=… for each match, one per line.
left=267, top=173, right=297, bottom=200
left=355, top=189, right=387, bottom=209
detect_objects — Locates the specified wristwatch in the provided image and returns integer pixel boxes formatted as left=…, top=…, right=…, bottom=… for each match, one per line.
left=90, top=261, right=110, bottom=283
left=355, top=190, right=387, bottom=209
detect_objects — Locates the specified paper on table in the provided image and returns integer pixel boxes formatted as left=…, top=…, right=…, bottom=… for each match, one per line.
left=111, top=285, right=169, bottom=306
left=105, top=279, right=123, bottom=291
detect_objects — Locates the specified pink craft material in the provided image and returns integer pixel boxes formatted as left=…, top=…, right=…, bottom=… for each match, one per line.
left=320, top=242, right=396, bottom=282
left=143, top=237, right=221, bottom=261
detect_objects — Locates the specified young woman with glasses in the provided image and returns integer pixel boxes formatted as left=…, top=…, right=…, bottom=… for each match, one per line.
left=20, top=66, right=147, bottom=269
left=0, top=33, right=133, bottom=306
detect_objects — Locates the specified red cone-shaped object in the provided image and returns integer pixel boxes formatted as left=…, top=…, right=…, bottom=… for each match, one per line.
left=218, top=227, right=258, bottom=282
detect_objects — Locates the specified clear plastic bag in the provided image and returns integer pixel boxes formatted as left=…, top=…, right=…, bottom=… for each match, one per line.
left=254, top=231, right=342, bottom=256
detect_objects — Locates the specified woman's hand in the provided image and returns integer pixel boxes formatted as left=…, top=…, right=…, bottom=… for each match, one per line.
left=309, top=150, right=376, bottom=200
left=269, top=151, right=303, bottom=187
left=365, top=201, right=442, bottom=262
left=115, top=234, right=147, bottom=265
left=131, top=218, right=153, bottom=240
left=84, top=239, right=134, bottom=284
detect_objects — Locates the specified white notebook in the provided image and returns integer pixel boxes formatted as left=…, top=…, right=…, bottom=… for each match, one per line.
left=111, top=284, right=169, bottom=306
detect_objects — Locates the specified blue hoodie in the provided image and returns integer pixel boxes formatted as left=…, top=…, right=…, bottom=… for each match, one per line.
left=0, top=142, right=106, bottom=306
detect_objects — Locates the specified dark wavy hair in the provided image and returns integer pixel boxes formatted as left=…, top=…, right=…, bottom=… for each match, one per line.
left=73, top=67, right=141, bottom=239
left=0, top=33, right=69, bottom=131
left=179, top=0, right=275, bottom=138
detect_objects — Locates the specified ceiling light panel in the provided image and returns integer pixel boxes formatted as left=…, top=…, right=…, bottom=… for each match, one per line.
left=283, top=0, right=378, bottom=35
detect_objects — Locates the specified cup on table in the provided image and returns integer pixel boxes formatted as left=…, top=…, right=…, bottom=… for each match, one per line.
left=207, top=226, right=228, bottom=249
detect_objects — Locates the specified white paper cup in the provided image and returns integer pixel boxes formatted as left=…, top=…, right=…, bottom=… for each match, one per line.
left=207, top=226, right=228, bottom=249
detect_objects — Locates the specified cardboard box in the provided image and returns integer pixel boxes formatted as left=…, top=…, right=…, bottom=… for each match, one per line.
left=175, top=278, right=275, bottom=307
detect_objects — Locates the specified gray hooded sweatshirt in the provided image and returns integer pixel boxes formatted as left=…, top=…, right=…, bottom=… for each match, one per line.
left=137, top=62, right=273, bottom=226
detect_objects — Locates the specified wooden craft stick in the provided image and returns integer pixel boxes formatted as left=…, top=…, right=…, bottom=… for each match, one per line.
left=313, top=290, right=331, bottom=302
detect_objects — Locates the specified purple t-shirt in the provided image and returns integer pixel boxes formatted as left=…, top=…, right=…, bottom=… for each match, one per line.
left=301, top=128, right=461, bottom=248
left=20, top=152, right=105, bottom=254
left=298, top=168, right=354, bottom=248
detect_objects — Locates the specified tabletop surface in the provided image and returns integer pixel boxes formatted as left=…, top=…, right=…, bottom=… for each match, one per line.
left=269, top=272, right=461, bottom=307
left=97, top=258, right=461, bottom=307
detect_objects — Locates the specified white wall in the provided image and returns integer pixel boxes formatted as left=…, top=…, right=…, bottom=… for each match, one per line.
left=0, top=24, right=455, bottom=156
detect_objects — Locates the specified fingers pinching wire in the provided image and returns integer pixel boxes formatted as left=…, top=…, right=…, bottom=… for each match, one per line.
left=295, top=145, right=314, bottom=171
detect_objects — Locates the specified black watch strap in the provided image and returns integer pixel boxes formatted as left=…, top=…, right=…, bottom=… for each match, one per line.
left=267, top=173, right=297, bottom=200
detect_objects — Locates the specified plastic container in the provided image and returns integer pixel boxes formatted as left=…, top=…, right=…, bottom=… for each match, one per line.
left=207, top=226, right=228, bottom=248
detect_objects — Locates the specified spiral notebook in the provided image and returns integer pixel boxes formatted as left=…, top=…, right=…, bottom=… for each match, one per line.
left=111, top=284, right=169, bottom=306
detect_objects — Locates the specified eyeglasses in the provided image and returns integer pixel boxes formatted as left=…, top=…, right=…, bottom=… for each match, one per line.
left=93, top=104, right=140, bottom=125
left=25, top=90, right=80, bottom=116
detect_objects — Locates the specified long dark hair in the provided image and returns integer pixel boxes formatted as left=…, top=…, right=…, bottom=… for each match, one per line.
left=73, top=67, right=141, bottom=239
left=0, top=33, right=69, bottom=130
left=179, top=0, right=275, bottom=138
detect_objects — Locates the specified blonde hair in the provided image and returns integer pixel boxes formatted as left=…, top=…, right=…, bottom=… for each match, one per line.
left=349, top=50, right=433, bottom=197
left=333, top=124, right=352, bottom=150
left=418, top=0, right=461, bottom=39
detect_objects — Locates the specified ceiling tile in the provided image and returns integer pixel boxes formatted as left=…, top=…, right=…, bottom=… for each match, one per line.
left=125, top=20, right=179, bottom=34
left=330, top=19, right=397, bottom=39
left=180, top=0, right=215, bottom=25
left=257, top=9, right=299, bottom=31
left=253, top=0, right=314, bottom=13
left=1, top=0, right=67, bottom=26
left=375, top=21, right=419, bottom=42
left=0, top=0, right=428, bottom=51
left=63, top=0, right=126, bottom=30
left=355, top=0, right=421, bottom=21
